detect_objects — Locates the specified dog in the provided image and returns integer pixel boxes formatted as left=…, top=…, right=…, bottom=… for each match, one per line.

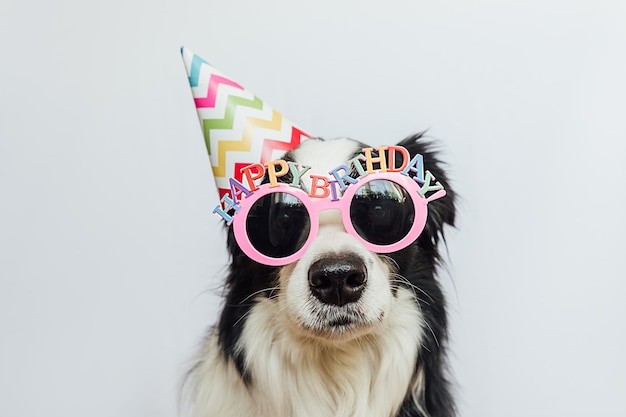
left=183, top=133, right=457, bottom=417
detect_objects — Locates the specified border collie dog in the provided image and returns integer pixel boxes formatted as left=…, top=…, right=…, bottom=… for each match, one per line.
left=185, top=133, right=456, bottom=417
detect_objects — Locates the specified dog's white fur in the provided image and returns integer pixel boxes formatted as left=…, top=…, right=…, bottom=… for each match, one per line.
left=186, top=139, right=428, bottom=417
left=189, top=288, right=424, bottom=417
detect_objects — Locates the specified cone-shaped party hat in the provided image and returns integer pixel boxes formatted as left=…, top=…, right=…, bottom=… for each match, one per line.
left=181, top=47, right=311, bottom=199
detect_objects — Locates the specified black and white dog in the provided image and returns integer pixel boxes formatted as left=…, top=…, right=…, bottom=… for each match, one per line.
left=185, top=133, right=456, bottom=417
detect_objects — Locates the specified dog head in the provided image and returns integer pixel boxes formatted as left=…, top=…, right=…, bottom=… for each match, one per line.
left=218, top=133, right=455, bottom=362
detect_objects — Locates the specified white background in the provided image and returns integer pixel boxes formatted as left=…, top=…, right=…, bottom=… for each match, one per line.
left=1, top=1, right=625, bottom=416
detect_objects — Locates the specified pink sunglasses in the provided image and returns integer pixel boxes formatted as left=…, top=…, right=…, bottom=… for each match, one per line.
left=231, top=171, right=446, bottom=266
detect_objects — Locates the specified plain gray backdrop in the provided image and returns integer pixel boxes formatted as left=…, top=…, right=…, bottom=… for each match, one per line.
left=1, top=0, right=625, bottom=416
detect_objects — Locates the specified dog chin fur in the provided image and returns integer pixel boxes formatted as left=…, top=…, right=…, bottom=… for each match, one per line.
left=184, top=134, right=457, bottom=417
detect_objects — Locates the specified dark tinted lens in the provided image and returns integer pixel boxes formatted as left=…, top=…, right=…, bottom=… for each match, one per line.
left=349, top=180, right=415, bottom=246
left=246, top=192, right=311, bottom=258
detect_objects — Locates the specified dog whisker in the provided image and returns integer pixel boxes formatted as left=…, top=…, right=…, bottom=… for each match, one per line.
left=389, top=284, right=430, bottom=305
left=238, top=286, right=281, bottom=304
left=422, top=320, right=440, bottom=348
left=389, top=273, right=435, bottom=303
left=378, top=254, right=400, bottom=272
left=389, top=282, right=430, bottom=306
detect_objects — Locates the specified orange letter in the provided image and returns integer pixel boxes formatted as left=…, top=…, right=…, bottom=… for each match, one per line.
left=240, top=163, right=265, bottom=192
left=308, top=175, right=330, bottom=199
left=386, top=146, right=410, bottom=172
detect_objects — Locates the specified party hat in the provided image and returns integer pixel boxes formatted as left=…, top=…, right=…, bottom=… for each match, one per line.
left=181, top=47, right=311, bottom=199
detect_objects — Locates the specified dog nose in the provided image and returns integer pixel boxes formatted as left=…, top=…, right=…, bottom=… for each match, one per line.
left=308, top=255, right=367, bottom=306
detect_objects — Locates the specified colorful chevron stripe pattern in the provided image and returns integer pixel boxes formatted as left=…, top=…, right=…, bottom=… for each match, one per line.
left=181, top=47, right=311, bottom=199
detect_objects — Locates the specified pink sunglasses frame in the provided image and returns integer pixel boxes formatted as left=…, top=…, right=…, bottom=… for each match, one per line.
left=232, top=172, right=446, bottom=266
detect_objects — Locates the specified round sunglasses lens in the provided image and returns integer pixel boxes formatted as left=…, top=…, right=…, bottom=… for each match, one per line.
left=349, top=180, right=415, bottom=246
left=246, top=192, right=311, bottom=259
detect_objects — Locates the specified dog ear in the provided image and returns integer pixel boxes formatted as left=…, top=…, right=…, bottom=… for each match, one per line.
left=396, top=133, right=456, bottom=246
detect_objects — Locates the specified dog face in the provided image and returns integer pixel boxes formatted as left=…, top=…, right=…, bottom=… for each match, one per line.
left=220, top=136, right=454, bottom=347
left=275, top=138, right=396, bottom=341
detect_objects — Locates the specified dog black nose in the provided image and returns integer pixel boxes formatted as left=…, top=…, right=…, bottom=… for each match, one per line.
left=308, top=255, right=367, bottom=306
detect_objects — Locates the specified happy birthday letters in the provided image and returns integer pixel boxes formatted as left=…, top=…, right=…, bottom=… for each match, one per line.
left=213, top=146, right=443, bottom=224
